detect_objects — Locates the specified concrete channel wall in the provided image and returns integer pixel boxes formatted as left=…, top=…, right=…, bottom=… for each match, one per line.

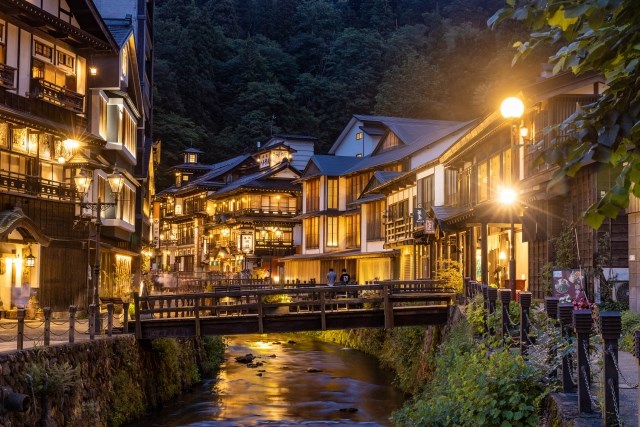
left=0, top=336, right=215, bottom=426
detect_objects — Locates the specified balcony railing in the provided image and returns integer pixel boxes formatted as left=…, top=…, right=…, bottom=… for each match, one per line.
left=385, top=216, right=413, bottom=243
left=0, top=170, right=75, bottom=201
left=0, top=63, right=16, bottom=89
left=0, top=84, right=87, bottom=129
left=30, top=78, right=84, bottom=113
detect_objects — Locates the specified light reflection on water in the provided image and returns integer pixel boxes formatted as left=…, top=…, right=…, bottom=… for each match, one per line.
left=133, top=334, right=406, bottom=426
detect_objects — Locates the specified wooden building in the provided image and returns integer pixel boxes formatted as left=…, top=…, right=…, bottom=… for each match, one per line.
left=0, top=0, right=151, bottom=311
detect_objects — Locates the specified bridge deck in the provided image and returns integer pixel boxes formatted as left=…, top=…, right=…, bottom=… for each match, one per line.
left=133, top=282, right=456, bottom=339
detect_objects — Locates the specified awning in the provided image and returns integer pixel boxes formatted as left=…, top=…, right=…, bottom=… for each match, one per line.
left=0, top=207, right=51, bottom=246
left=348, top=193, right=384, bottom=207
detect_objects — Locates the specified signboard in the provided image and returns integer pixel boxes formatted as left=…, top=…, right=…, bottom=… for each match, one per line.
left=413, top=207, right=426, bottom=225
left=152, top=218, right=160, bottom=248
left=552, top=269, right=586, bottom=301
left=424, top=218, right=436, bottom=234
left=241, top=234, right=254, bottom=252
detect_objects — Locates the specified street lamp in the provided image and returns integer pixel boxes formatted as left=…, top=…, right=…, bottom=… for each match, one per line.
left=500, top=96, right=525, bottom=300
left=74, top=167, right=126, bottom=335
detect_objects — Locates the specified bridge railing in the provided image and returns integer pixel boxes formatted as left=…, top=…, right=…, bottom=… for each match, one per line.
left=133, top=281, right=456, bottom=322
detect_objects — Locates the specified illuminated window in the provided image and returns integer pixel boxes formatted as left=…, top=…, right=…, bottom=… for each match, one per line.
left=356, top=132, right=363, bottom=140
left=326, top=217, right=338, bottom=247
left=327, top=178, right=338, bottom=209
left=306, top=178, right=320, bottom=212
left=477, top=162, right=488, bottom=203
left=305, top=217, right=319, bottom=249
left=345, top=214, right=360, bottom=248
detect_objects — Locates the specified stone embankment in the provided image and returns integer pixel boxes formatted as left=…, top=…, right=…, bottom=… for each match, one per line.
left=0, top=335, right=222, bottom=427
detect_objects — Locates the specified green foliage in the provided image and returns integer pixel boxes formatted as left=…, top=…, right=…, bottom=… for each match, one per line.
left=620, top=310, right=640, bottom=352
left=154, top=0, right=542, bottom=182
left=489, top=0, right=640, bottom=229
left=202, top=336, right=227, bottom=376
left=553, top=226, right=576, bottom=269
left=108, top=371, right=146, bottom=427
left=434, top=259, right=463, bottom=293
left=26, top=354, right=80, bottom=400
left=465, top=293, right=487, bottom=335
left=151, top=339, right=183, bottom=399
left=392, top=321, right=546, bottom=426
left=381, top=326, right=436, bottom=393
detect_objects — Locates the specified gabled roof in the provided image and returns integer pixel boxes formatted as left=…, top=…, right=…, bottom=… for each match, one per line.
left=103, top=18, right=134, bottom=48
left=0, top=207, right=51, bottom=246
left=2, top=0, right=117, bottom=51
left=299, top=155, right=362, bottom=181
left=209, top=161, right=301, bottom=199
left=157, top=154, right=250, bottom=196
left=344, top=120, right=475, bottom=175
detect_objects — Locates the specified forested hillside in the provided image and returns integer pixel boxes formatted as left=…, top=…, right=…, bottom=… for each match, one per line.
left=154, top=0, right=548, bottom=187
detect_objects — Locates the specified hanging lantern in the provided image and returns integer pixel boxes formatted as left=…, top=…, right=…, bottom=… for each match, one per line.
left=25, top=246, right=36, bottom=268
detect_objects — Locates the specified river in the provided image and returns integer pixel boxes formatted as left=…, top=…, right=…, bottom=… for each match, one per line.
left=133, top=334, right=407, bottom=426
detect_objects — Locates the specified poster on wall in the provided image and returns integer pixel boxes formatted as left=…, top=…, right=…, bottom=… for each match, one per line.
left=552, top=269, right=586, bottom=301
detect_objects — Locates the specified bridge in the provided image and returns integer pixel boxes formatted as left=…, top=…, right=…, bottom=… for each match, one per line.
left=132, top=281, right=457, bottom=339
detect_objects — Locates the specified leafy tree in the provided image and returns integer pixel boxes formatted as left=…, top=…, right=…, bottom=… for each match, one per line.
left=489, top=0, right=640, bottom=229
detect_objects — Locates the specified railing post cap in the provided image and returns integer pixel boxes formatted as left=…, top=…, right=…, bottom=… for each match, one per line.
left=599, top=311, right=622, bottom=340
left=544, top=297, right=559, bottom=317
left=519, top=292, right=532, bottom=308
left=557, top=303, right=574, bottom=325
left=572, top=309, right=593, bottom=334
left=498, top=288, right=511, bottom=304
left=487, top=287, right=498, bottom=300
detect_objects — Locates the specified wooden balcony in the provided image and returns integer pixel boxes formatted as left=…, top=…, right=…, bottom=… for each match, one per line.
left=0, top=85, right=87, bottom=129
left=0, top=170, right=75, bottom=201
left=0, top=63, right=16, bottom=89
left=30, top=78, right=84, bottom=114
left=385, top=216, right=413, bottom=243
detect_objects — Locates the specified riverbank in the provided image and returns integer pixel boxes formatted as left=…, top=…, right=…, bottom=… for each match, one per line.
left=0, top=335, right=225, bottom=427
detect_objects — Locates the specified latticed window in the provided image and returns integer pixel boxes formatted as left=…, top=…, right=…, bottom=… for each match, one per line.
left=326, top=216, right=338, bottom=247
left=345, top=214, right=360, bottom=248
left=306, top=179, right=320, bottom=212
left=305, top=217, right=319, bottom=249
left=367, top=201, right=384, bottom=241
left=327, top=177, right=338, bottom=209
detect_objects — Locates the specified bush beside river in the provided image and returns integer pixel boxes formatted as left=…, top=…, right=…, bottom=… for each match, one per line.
left=0, top=335, right=225, bottom=427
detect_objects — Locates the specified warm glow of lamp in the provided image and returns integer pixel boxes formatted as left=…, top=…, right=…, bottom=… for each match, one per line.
left=499, top=251, right=507, bottom=261
left=520, top=127, right=529, bottom=137
left=274, top=228, right=282, bottom=239
left=221, top=228, right=230, bottom=237
left=107, top=169, right=125, bottom=194
left=25, top=246, right=36, bottom=268
left=63, top=139, right=80, bottom=150
left=89, top=66, right=98, bottom=76
left=273, top=275, right=280, bottom=284
left=57, top=155, right=66, bottom=164
left=500, top=97, right=525, bottom=119
left=498, top=187, right=517, bottom=205
left=74, top=169, right=93, bottom=196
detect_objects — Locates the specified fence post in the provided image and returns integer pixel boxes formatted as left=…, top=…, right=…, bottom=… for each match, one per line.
left=487, top=287, right=497, bottom=314
left=43, top=307, right=51, bottom=346
left=89, top=304, right=96, bottom=340
left=320, top=289, right=327, bottom=331
left=558, top=302, right=575, bottom=393
left=194, top=296, right=201, bottom=337
left=599, top=312, right=622, bottom=426
left=383, top=283, right=392, bottom=329
left=573, top=309, right=593, bottom=413
left=106, top=303, right=114, bottom=337
left=69, top=306, right=77, bottom=344
left=133, top=292, right=142, bottom=339
left=519, top=292, right=532, bottom=356
left=498, top=289, right=511, bottom=339
left=123, top=302, right=130, bottom=334
left=544, top=297, right=559, bottom=322
left=17, top=306, right=25, bottom=351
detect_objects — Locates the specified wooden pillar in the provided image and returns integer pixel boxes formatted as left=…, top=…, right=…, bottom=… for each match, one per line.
left=481, top=223, right=488, bottom=285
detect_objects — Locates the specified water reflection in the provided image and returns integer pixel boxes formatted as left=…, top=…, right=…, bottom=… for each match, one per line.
left=133, top=334, right=406, bottom=426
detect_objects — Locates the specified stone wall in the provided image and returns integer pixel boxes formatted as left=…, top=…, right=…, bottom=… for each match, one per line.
left=0, top=335, right=222, bottom=427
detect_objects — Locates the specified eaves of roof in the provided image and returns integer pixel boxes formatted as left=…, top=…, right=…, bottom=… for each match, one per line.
left=280, top=249, right=399, bottom=262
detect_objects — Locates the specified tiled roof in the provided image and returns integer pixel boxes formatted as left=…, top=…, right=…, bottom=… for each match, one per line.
left=104, top=18, right=133, bottom=48
left=0, top=207, right=51, bottom=246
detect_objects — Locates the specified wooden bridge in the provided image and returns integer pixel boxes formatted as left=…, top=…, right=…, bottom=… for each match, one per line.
left=132, top=281, right=457, bottom=339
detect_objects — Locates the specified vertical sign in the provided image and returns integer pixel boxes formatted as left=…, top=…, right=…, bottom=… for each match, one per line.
left=241, top=234, right=254, bottom=252
left=152, top=202, right=160, bottom=248
left=424, top=218, right=435, bottom=234
left=413, top=207, right=426, bottom=225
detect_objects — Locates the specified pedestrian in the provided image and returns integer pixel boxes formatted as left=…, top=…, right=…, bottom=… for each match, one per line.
left=340, top=268, right=350, bottom=284
left=326, top=268, right=337, bottom=286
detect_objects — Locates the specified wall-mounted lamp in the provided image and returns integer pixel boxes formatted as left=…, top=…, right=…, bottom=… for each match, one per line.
left=25, top=245, right=36, bottom=268
left=89, top=66, right=98, bottom=76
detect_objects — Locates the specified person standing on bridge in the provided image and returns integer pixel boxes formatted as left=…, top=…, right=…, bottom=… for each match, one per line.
left=326, top=268, right=337, bottom=286
left=340, top=269, right=351, bottom=284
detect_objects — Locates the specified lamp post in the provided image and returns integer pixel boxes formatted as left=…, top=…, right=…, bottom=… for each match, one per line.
left=500, top=96, right=525, bottom=300
left=270, top=227, right=282, bottom=284
left=74, top=168, right=125, bottom=335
